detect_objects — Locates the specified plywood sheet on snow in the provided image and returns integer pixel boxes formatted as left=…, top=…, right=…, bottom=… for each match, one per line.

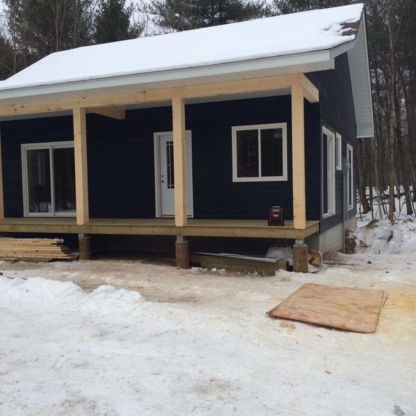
left=267, top=283, right=385, bottom=333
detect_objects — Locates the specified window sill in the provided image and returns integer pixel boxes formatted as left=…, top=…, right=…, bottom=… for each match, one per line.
left=25, top=214, right=77, bottom=218
left=233, top=176, right=288, bottom=183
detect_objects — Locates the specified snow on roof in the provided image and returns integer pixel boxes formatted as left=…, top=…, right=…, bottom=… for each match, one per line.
left=0, top=4, right=364, bottom=91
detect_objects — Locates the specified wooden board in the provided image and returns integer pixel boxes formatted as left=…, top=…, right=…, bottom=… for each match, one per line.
left=267, top=283, right=385, bottom=333
left=0, top=237, right=76, bottom=261
left=291, top=83, right=306, bottom=230
left=0, top=74, right=321, bottom=118
left=191, top=254, right=288, bottom=274
left=73, top=106, right=89, bottom=225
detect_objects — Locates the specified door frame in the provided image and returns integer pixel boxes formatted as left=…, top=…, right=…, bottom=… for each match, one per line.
left=153, top=131, right=194, bottom=218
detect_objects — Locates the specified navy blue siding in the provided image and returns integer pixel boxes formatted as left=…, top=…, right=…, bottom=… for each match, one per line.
left=188, top=96, right=294, bottom=219
left=307, top=52, right=358, bottom=233
left=87, top=110, right=171, bottom=218
left=1, top=96, right=322, bottom=221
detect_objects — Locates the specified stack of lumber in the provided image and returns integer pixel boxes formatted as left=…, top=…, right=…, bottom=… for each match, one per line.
left=0, top=238, right=76, bottom=261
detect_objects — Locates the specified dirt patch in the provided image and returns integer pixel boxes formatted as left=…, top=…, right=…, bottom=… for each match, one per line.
left=345, top=228, right=357, bottom=254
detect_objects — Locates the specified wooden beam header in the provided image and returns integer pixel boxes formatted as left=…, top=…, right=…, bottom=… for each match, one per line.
left=0, top=73, right=319, bottom=118
left=302, top=75, right=320, bottom=103
left=88, top=106, right=125, bottom=120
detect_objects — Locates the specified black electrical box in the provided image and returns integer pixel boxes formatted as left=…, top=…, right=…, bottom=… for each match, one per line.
left=268, top=206, right=284, bottom=226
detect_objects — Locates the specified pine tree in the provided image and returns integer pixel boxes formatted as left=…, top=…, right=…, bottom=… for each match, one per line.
left=0, top=31, right=16, bottom=79
left=3, top=0, right=94, bottom=67
left=150, top=0, right=266, bottom=32
left=270, top=0, right=352, bottom=14
left=93, top=0, right=143, bottom=44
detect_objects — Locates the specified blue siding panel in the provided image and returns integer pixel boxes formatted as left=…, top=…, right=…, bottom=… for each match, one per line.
left=1, top=95, right=322, bottom=222
left=307, top=52, right=358, bottom=233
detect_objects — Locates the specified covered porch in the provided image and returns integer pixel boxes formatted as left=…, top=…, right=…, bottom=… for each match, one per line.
left=0, top=73, right=320, bottom=268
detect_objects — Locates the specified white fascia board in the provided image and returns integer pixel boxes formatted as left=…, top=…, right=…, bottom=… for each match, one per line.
left=357, top=125, right=375, bottom=138
left=355, top=16, right=374, bottom=138
left=329, top=40, right=356, bottom=63
left=330, top=14, right=374, bottom=139
left=0, top=49, right=333, bottom=102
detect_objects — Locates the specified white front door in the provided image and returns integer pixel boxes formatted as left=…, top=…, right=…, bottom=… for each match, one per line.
left=155, top=132, right=193, bottom=217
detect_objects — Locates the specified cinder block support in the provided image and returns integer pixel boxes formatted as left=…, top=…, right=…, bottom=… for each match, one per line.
left=175, top=236, right=190, bottom=269
left=78, top=233, right=92, bottom=260
left=293, top=240, right=308, bottom=273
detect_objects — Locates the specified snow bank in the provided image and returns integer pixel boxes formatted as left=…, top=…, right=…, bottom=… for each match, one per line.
left=352, top=220, right=416, bottom=255
left=0, top=277, right=144, bottom=311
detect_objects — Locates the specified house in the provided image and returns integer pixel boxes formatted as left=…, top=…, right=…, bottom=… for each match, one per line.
left=0, top=4, right=373, bottom=270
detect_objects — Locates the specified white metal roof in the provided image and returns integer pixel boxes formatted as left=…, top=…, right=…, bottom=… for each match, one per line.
left=0, top=3, right=373, bottom=137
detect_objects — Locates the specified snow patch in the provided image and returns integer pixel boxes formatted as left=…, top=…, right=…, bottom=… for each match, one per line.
left=352, top=220, right=416, bottom=255
left=0, top=256, right=415, bottom=415
left=0, top=277, right=144, bottom=309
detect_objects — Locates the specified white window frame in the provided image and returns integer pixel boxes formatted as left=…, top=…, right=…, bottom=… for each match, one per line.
left=232, top=123, right=288, bottom=182
left=347, top=143, right=354, bottom=211
left=322, top=127, right=336, bottom=218
left=21, top=141, right=75, bottom=217
left=336, top=133, right=342, bottom=171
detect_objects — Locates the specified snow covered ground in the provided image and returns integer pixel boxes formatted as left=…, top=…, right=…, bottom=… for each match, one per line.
left=0, top=234, right=415, bottom=415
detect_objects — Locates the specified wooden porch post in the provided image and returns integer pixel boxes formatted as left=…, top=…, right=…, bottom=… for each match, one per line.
left=291, top=84, right=306, bottom=230
left=73, top=106, right=89, bottom=225
left=0, top=125, right=4, bottom=222
left=172, top=97, right=187, bottom=227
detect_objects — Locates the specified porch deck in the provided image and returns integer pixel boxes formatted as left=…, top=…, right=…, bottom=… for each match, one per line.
left=0, top=218, right=320, bottom=239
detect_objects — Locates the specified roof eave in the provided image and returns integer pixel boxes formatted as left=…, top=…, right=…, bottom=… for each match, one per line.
left=0, top=49, right=336, bottom=103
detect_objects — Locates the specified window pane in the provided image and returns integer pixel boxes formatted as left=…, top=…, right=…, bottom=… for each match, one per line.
left=237, top=130, right=259, bottom=177
left=323, top=133, right=328, bottom=214
left=261, top=128, right=283, bottom=177
left=27, top=149, right=51, bottom=213
left=54, top=148, right=76, bottom=213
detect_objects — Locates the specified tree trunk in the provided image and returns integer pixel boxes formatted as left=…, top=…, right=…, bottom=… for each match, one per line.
left=387, top=0, right=396, bottom=220
left=357, top=138, right=372, bottom=213
left=372, top=138, right=384, bottom=219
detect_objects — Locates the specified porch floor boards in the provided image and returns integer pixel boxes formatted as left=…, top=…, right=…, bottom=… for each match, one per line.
left=0, top=218, right=320, bottom=239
